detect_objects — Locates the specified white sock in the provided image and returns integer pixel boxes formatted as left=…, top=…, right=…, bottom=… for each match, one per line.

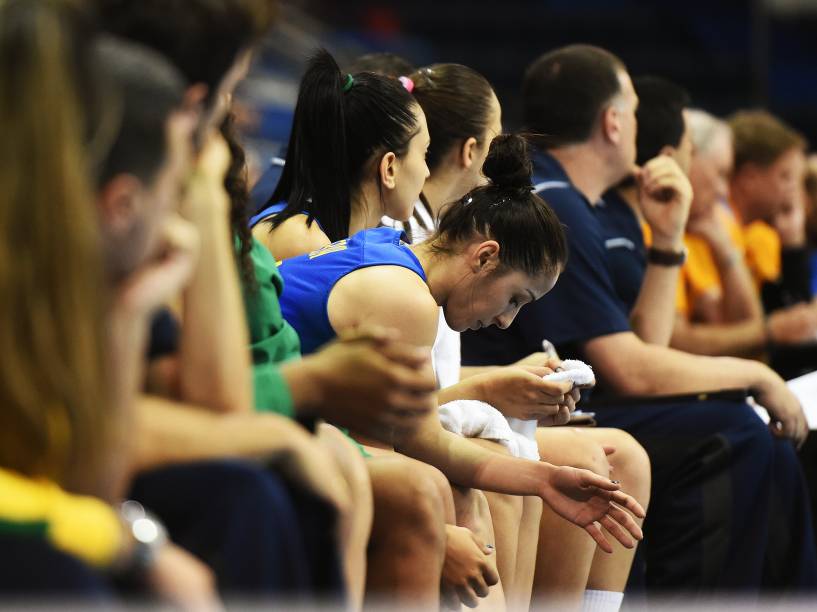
left=582, top=589, right=624, bottom=612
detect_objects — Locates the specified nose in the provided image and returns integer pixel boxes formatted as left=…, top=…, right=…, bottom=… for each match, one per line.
left=495, top=313, right=514, bottom=329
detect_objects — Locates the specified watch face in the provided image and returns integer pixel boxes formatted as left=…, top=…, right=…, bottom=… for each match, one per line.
left=132, top=517, right=162, bottom=545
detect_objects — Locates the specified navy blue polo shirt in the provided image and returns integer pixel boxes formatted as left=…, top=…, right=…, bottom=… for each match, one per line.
left=460, top=151, right=632, bottom=366
left=595, top=188, right=648, bottom=313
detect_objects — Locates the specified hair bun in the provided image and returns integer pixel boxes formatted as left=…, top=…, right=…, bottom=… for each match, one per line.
left=482, top=134, right=533, bottom=191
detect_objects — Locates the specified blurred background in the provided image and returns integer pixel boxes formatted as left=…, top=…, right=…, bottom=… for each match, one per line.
left=236, top=0, right=817, bottom=188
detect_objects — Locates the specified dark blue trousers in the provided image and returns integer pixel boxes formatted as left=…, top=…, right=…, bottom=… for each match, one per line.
left=0, top=533, right=114, bottom=601
left=128, top=460, right=344, bottom=600
left=594, top=398, right=817, bottom=595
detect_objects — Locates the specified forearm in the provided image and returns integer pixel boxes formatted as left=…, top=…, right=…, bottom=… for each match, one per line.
left=396, top=416, right=550, bottom=496
left=132, top=394, right=304, bottom=474
left=179, top=197, right=252, bottom=414
left=436, top=376, right=486, bottom=405
left=629, top=263, right=682, bottom=346
left=713, top=247, right=763, bottom=322
left=104, top=308, right=153, bottom=500
left=459, top=365, right=495, bottom=380
left=670, top=316, right=766, bottom=357
left=586, top=332, right=774, bottom=398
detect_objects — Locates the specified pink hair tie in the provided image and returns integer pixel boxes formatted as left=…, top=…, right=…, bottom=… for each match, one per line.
left=399, top=76, right=415, bottom=93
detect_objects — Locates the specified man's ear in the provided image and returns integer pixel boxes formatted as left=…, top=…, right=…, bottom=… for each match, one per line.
left=601, top=103, right=622, bottom=146
left=97, top=174, right=143, bottom=237
left=379, top=151, right=398, bottom=190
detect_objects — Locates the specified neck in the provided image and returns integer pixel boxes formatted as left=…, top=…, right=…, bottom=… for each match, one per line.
left=616, top=182, right=643, bottom=221
left=728, top=180, right=752, bottom=224
left=409, top=240, right=459, bottom=306
left=548, top=143, right=622, bottom=205
left=348, top=182, right=383, bottom=236
left=422, top=167, right=465, bottom=220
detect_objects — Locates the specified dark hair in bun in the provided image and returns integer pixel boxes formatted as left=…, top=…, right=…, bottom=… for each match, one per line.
left=430, top=134, right=567, bottom=277
left=482, top=134, right=533, bottom=192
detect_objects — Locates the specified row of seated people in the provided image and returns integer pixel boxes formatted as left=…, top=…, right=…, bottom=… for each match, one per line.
left=1, top=0, right=814, bottom=609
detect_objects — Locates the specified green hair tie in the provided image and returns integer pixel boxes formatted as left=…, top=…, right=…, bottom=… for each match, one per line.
left=342, top=73, right=354, bottom=92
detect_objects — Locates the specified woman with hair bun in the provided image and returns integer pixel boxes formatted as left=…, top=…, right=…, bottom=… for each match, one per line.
left=278, top=134, right=646, bottom=607
left=384, top=63, right=653, bottom=609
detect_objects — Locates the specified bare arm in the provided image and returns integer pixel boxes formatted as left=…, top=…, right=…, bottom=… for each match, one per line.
left=628, top=156, right=693, bottom=346
left=584, top=331, right=807, bottom=445
left=670, top=314, right=766, bottom=357
left=131, top=394, right=351, bottom=512
left=688, top=209, right=762, bottom=323
left=629, top=261, right=683, bottom=346
left=251, top=216, right=331, bottom=261
left=178, top=134, right=252, bottom=414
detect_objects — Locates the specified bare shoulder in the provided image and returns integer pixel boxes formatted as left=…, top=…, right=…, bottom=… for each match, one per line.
left=328, top=265, right=439, bottom=347
left=251, top=216, right=330, bottom=261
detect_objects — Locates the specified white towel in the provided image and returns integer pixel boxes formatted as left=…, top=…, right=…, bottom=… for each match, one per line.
left=436, top=360, right=594, bottom=462
left=438, top=400, right=540, bottom=460
left=544, top=359, right=595, bottom=387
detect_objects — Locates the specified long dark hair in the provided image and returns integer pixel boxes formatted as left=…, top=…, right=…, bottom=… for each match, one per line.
left=431, top=134, right=568, bottom=278
left=221, top=113, right=256, bottom=292
left=266, top=48, right=419, bottom=242
left=411, top=64, right=495, bottom=173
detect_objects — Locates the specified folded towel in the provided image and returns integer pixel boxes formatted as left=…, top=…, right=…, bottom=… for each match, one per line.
left=544, top=359, right=595, bottom=387
left=439, top=400, right=540, bottom=460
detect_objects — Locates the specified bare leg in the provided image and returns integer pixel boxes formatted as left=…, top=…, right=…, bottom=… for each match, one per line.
left=467, top=439, right=526, bottom=606
left=317, top=424, right=373, bottom=610
left=533, top=428, right=612, bottom=609
left=580, top=428, right=651, bottom=592
left=365, top=454, right=447, bottom=609
left=451, top=486, right=506, bottom=612
left=511, top=495, right=543, bottom=611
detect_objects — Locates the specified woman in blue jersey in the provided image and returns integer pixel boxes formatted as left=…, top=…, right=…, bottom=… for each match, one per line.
left=251, top=49, right=430, bottom=261
left=279, top=135, right=646, bottom=570
left=387, top=63, right=653, bottom=609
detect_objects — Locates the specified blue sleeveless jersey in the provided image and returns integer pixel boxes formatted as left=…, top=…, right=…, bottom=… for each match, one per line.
left=248, top=201, right=287, bottom=228
left=278, top=227, right=427, bottom=355
left=248, top=201, right=325, bottom=233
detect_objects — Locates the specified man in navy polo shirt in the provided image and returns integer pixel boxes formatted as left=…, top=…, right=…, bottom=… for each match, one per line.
left=461, top=45, right=816, bottom=595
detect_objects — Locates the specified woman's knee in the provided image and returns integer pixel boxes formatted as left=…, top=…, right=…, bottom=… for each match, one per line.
left=318, top=424, right=372, bottom=508
left=370, top=458, right=447, bottom=550
left=536, top=428, right=611, bottom=477
left=593, top=428, right=651, bottom=505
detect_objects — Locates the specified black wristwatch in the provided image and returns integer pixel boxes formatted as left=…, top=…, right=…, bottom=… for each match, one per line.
left=647, top=246, right=687, bottom=267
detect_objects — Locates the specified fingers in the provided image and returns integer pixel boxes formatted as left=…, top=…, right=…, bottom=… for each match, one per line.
left=482, top=561, right=500, bottom=587
left=610, top=490, right=646, bottom=519
left=376, top=339, right=433, bottom=370
left=387, top=365, right=437, bottom=395
left=607, top=503, right=644, bottom=540
left=599, top=514, right=634, bottom=549
left=456, top=585, right=480, bottom=609
left=517, top=365, right=556, bottom=377
left=579, top=470, right=622, bottom=492
left=585, top=521, right=614, bottom=554
left=553, top=404, right=571, bottom=426
left=469, top=574, right=490, bottom=599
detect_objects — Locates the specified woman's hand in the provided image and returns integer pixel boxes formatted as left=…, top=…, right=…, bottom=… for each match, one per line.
left=539, top=463, right=645, bottom=553
left=441, top=525, right=499, bottom=609
left=475, top=366, right=573, bottom=421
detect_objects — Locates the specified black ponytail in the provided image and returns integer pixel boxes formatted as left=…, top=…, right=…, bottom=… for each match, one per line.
left=268, top=48, right=419, bottom=242
left=432, top=134, right=568, bottom=277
